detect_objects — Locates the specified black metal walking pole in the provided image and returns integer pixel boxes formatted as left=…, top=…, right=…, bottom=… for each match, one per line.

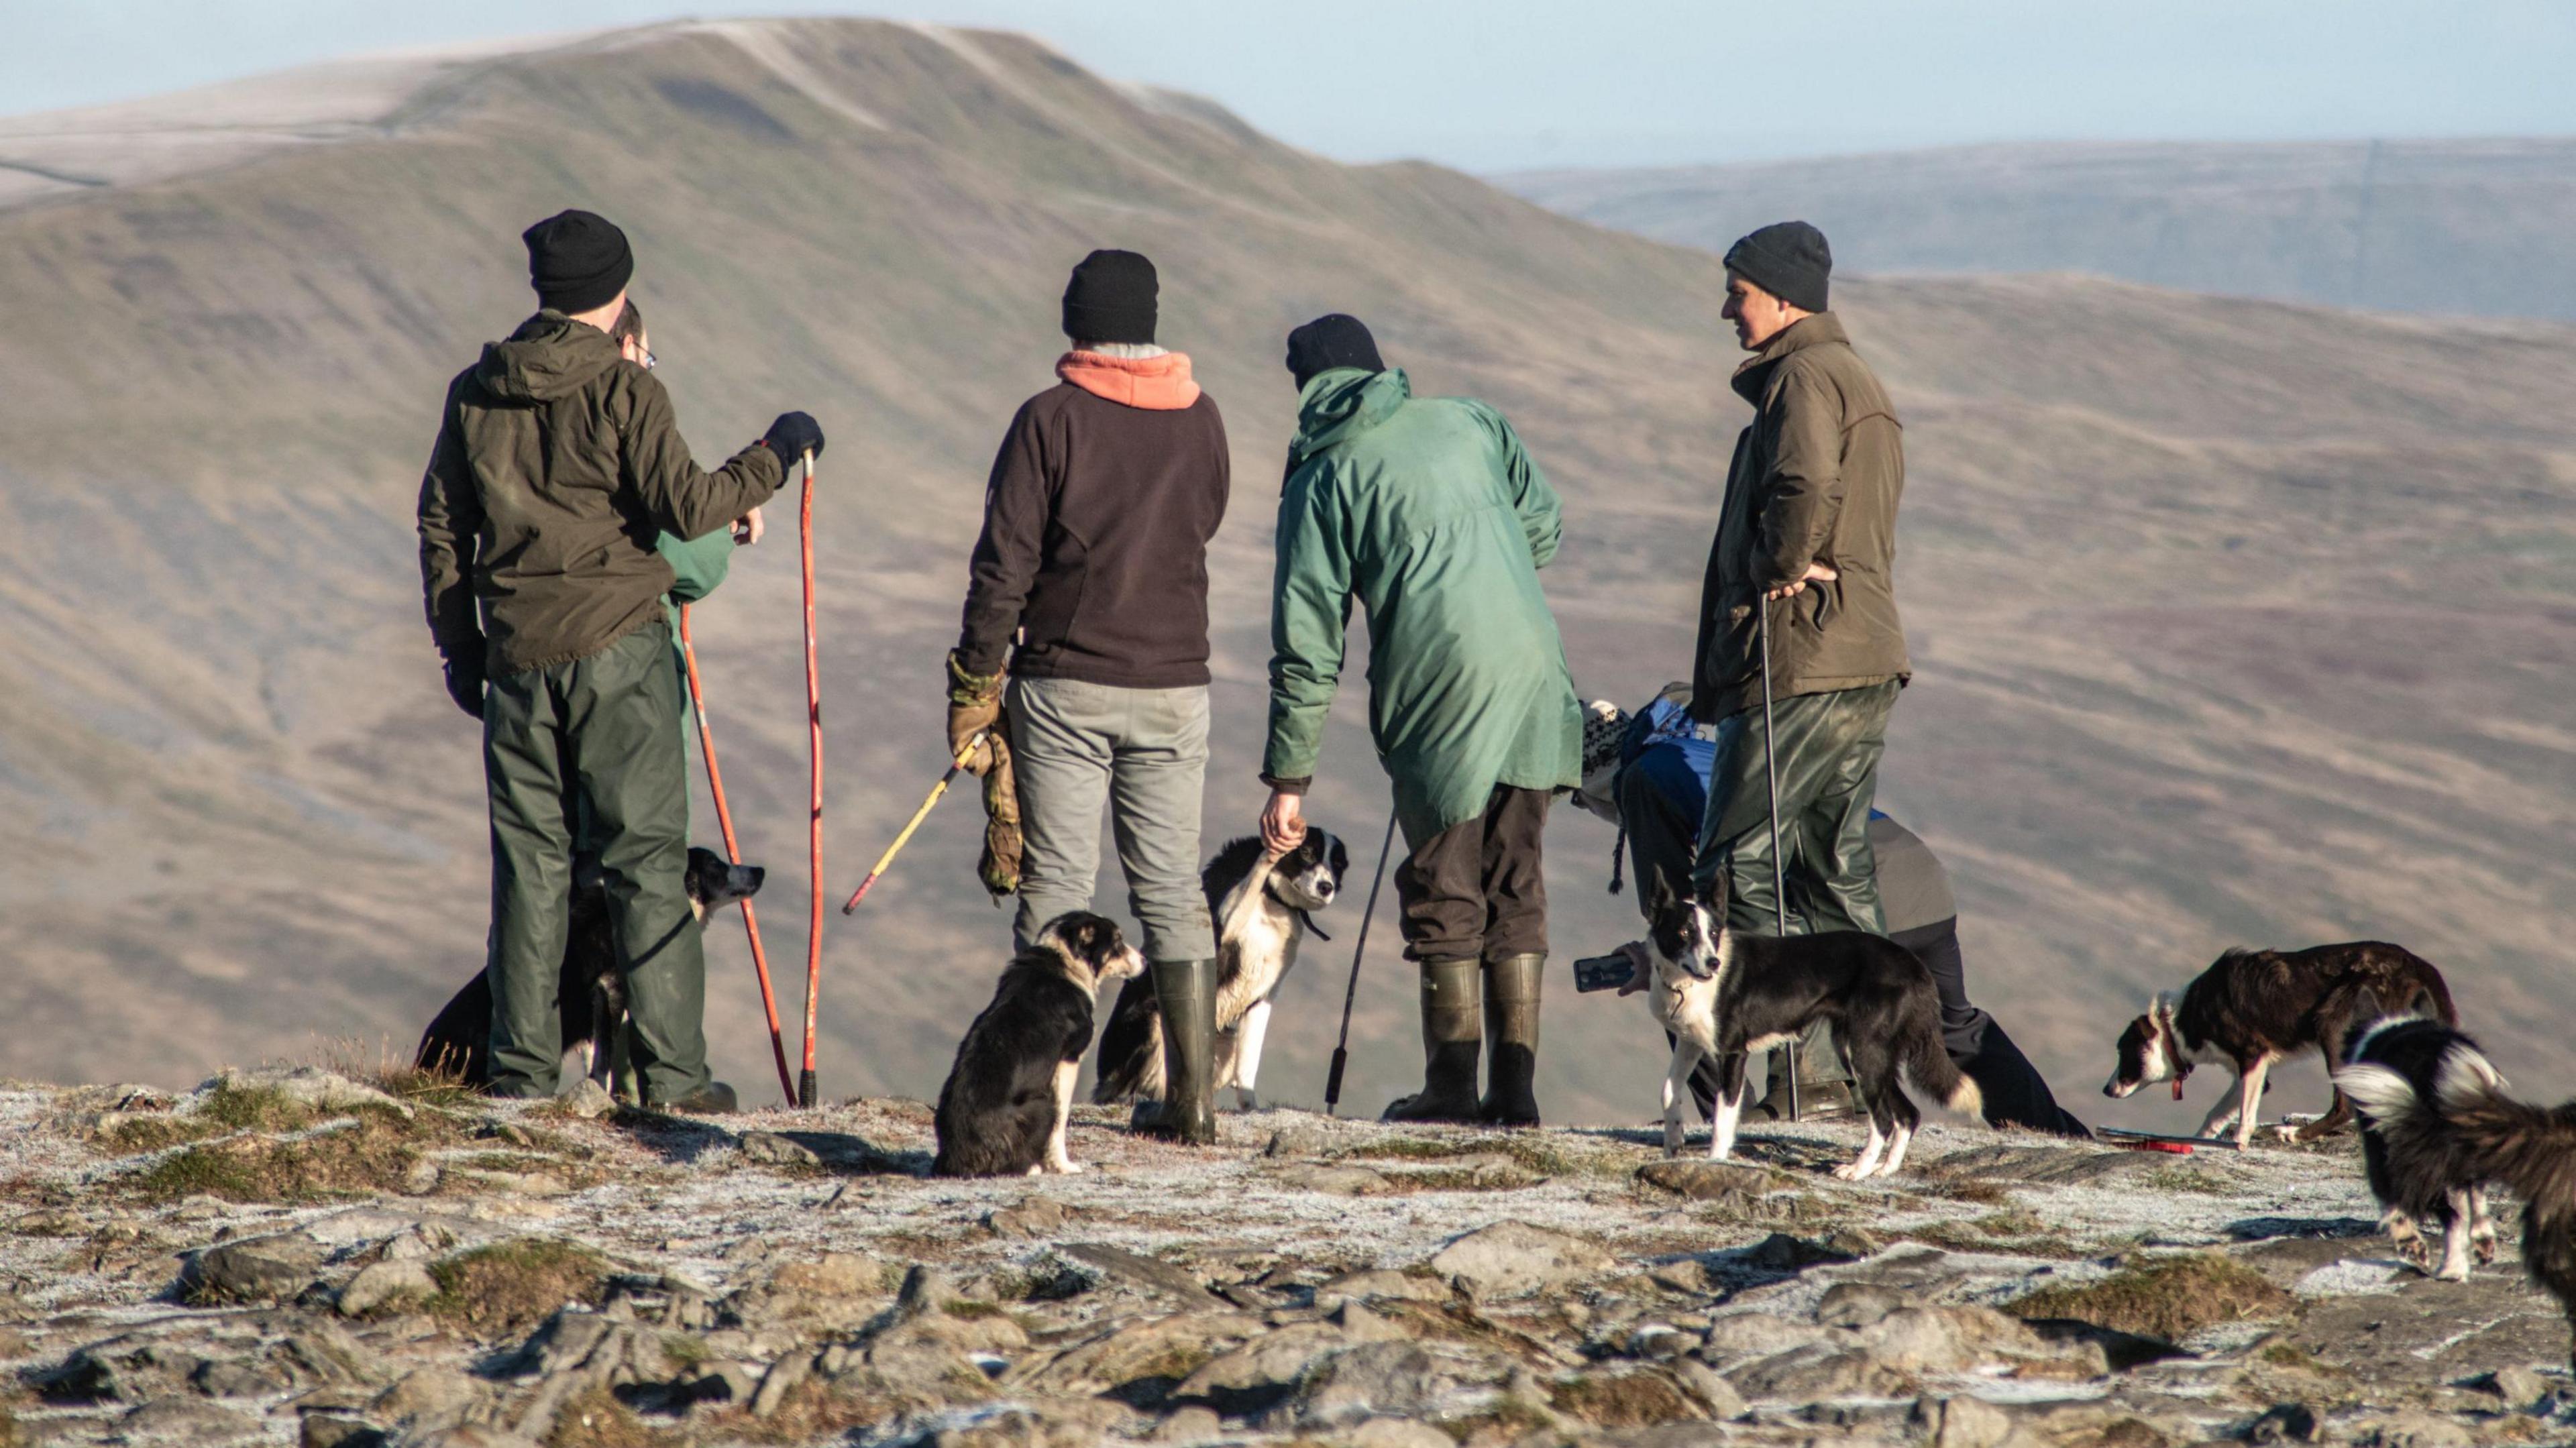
left=1758, top=596, right=1799, bottom=1122
left=1324, top=813, right=1400, bottom=1115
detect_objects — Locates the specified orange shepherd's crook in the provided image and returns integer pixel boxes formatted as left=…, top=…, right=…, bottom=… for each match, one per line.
left=798, top=451, right=824, bottom=1109
left=678, top=603, right=797, bottom=1107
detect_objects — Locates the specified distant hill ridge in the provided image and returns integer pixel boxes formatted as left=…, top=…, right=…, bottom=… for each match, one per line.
left=1503, top=137, right=2576, bottom=320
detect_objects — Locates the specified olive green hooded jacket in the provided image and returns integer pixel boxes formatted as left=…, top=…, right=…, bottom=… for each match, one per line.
left=417, top=312, right=783, bottom=678
left=1263, top=367, right=1582, bottom=847
left=1692, top=311, right=1909, bottom=722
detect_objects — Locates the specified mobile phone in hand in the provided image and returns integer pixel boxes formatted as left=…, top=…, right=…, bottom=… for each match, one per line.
left=1572, top=953, right=1636, bottom=993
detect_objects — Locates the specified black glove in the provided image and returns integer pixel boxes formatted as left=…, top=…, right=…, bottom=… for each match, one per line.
left=443, top=661, right=486, bottom=721
left=761, top=412, right=824, bottom=474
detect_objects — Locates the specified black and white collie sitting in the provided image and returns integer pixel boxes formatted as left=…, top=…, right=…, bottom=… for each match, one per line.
left=1093, top=830, right=1347, bottom=1111
left=415, top=846, right=764, bottom=1096
left=933, top=912, right=1145, bottom=1178
left=2102, top=942, right=2455, bottom=1148
left=2334, top=1005, right=2576, bottom=1364
left=1642, top=871, right=1981, bottom=1180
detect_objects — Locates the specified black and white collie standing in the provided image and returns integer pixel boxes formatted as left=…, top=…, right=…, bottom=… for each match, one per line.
left=2330, top=1011, right=2502, bottom=1280
left=2334, top=1011, right=2576, bottom=1365
left=415, top=847, right=765, bottom=1095
left=2102, top=942, right=2455, bottom=1148
left=933, top=912, right=1145, bottom=1178
left=1093, top=830, right=1347, bottom=1111
left=1642, top=872, right=1982, bottom=1180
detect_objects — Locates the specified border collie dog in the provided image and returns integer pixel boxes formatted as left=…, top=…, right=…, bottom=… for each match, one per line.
left=415, top=846, right=764, bottom=1095
left=1093, top=829, right=1347, bottom=1111
left=2331, top=1011, right=2502, bottom=1280
left=934, top=912, right=1145, bottom=1178
left=1642, top=871, right=1981, bottom=1180
left=2102, top=942, right=2453, bottom=1148
left=2335, top=1011, right=2576, bottom=1365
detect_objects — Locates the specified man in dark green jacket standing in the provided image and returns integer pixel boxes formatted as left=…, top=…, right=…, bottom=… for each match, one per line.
left=417, top=209, right=823, bottom=1110
left=1260, top=315, right=1582, bottom=1126
left=1690, top=221, right=1908, bottom=1115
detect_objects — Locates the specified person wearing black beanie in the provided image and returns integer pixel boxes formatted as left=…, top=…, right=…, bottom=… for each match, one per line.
left=1260, top=314, right=1582, bottom=1127
left=1688, top=219, right=1911, bottom=1123
left=415, top=209, right=826, bottom=1116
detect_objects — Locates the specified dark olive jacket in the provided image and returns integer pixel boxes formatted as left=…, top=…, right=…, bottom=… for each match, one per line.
left=417, top=313, right=783, bottom=677
left=1692, top=312, right=1909, bottom=722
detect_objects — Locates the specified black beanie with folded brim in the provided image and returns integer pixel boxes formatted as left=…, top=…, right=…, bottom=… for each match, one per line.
left=1062, top=249, right=1158, bottom=344
left=1723, top=220, right=1831, bottom=315
left=1285, top=313, right=1385, bottom=388
left=524, top=209, right=634, bottom=315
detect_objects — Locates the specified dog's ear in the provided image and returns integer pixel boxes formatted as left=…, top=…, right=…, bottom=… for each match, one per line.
left=2151, top=991, right=2178, bottom=1026
left=1648, top=869, right=1676, bottom=915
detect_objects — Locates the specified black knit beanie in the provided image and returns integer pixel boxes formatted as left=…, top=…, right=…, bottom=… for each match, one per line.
left=1723, top=220, right=1831, bottom=314
left=523, top=209, right=634, bottom=315
left=1285, top=313, right=1385, bottom=388
left=1061, top=249, right=1157, bottom=345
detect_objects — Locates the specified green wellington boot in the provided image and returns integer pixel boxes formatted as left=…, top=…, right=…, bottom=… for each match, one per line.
left=1132, top=958, right=1218, bottom=1145
left=1478, top=954, right=1545, bottom=1127
left=1383, top=958, right=1484, bottom=1123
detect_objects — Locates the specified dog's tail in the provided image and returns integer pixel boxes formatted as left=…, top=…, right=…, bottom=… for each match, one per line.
left=1091, top=974, right=1165, bottom=1104
left=2424, top=1044, right=2576, bottom=1337
left=1903, top=1003, right=1984, bottom=1120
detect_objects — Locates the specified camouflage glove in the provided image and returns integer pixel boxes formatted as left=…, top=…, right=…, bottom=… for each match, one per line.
left=945, top=649, right=1004, bottom=776
left=978, top=729, right=1022, bottom=899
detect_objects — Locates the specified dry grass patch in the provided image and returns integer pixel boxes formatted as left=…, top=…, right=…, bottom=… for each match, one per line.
left=1548, top=1369, right=1701, bottom=1427
left=103, top=1081, right=314, bottom=1154
left=429, top=1239, right=608, bottom=1338
left=123, top=1106, right=462, bottom=1205
left=2006, top=1253, right=2292, bottom=1343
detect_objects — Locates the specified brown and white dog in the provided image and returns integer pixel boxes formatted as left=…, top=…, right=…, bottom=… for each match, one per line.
left=2103, top=942, right=2455, bottom=1148
left=932, top=912, right=1145, bottom=1178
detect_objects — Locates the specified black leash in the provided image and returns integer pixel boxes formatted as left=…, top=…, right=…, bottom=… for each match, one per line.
left=1324, top=814, right=1399, bottom=1115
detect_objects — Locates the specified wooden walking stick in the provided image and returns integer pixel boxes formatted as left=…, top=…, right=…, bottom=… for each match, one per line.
left=798, top=451, right=824, bottom=1109
left=841, top=734, right=984, bottom=914
left=1324, top=814, right=1399, bottom=1116
left=678, top=603, right=797, bottom=1107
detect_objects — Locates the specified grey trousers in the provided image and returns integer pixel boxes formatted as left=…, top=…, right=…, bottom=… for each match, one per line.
left=1007, top=677, right=1218, bottom=963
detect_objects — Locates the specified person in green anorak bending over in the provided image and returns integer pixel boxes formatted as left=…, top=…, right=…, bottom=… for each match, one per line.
left=1257, top=315, right=1583, bottom=1126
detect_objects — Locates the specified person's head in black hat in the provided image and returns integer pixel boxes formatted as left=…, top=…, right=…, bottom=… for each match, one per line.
left=1063, top=249, right=1159, bottom=347
left=1720, top=220, right=1830, bottom=351
left=523, top=209, right=635, bottom=328
left=1283, top=313, right=1385, bottom=390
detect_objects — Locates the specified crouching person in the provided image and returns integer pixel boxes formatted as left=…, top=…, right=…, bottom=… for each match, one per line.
left=947, top=249, right=1231, bottom=1144
left=1258, top=315, right=1582, bottom=1125
left=417, top=209, right=822, bottom=1111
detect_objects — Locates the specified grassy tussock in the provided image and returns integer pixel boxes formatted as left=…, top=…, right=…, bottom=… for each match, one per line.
left=123, top=1105, right=461, bottom=1205
left=428, top=1239, right=608, bottom=1337
left=2006, top=1253, right=2292, bottom=1342
left=1548, top=1369, right=1701, bottom=1427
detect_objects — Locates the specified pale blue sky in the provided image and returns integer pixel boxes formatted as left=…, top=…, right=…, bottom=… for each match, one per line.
left=3, top=1, right=2571, bottom=171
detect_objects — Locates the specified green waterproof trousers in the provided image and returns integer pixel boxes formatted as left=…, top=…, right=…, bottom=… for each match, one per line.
left=1693, top=679, right=1900, bottom=1091
left=483, top=621, right=710, bottom=1103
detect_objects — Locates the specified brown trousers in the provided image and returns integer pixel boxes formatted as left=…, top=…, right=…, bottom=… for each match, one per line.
left=1394, top=785, right=1552, bottom=962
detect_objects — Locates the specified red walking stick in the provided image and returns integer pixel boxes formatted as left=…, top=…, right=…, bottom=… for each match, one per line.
left=798, top=451, right=824, bottom=1109
left=678, top=603, right=797, bottom=1107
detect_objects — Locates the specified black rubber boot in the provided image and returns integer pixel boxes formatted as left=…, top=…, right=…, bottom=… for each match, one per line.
left=1479, top=954, right=1544, bottom=1127
left=1134, top=958, right=1218, bottom=1145
left=1384, top=958, right=1483, bottom=1123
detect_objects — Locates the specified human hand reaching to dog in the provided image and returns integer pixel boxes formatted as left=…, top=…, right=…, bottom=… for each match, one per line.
left=1260, top=788, right=1307, bottom=856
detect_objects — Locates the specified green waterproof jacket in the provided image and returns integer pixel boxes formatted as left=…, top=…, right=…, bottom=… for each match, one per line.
left=417, top=311, right=783, bottom=679
left=1263, top=368, right=1582, bottom=847
left=1692, top=311, right=1909, bottom=722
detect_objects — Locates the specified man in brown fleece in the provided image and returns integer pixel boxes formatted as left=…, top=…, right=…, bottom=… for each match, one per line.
left=945, top=249, right=1232, bottom=1144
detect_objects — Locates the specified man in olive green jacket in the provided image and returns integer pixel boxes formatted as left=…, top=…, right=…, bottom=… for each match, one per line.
left=417, top=209, right=822, bottom=1109
left=1690, top=221, right=1907, bottom=1114
left=1259, top=315, right=1582, bottom=1126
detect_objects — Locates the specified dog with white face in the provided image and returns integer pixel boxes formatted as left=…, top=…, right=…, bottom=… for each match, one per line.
left=933, top=912, right=1145, bottom=1178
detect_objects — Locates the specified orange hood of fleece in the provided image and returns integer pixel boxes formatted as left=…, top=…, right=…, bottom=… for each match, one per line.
left=1055, top=349, right=1201, bottom=410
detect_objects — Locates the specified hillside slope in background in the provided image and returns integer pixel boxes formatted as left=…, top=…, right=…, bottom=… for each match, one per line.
left=0, top=19, right=2571, bottom=1131
left=1503, top=139, right=2576, bottom=320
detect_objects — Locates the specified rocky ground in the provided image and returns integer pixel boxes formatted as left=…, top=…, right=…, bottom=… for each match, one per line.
left=1, top=1067, right=2570, bottom=1448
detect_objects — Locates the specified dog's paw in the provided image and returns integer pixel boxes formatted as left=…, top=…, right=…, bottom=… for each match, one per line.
left=2270, top=1121, right=2303, bottom=1144
left=1046, top=1159, right=1086, bottom=1176
left=1830, top=1161, right=1868, bottom=1181
left=2436, top=1260, right=2471, bottom=1283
